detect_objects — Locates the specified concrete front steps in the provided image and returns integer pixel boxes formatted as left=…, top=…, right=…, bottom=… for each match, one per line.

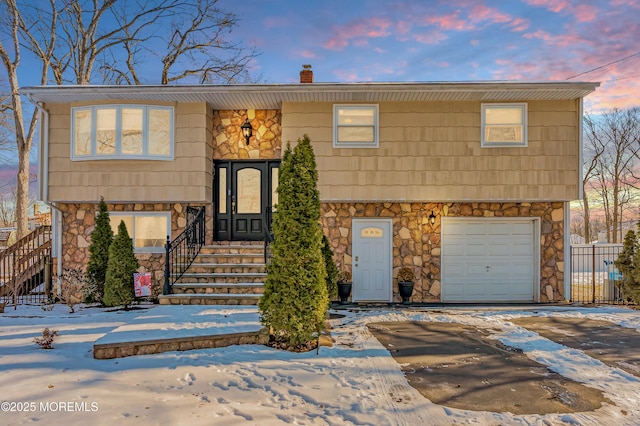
left=158, top=242, right=267, bottom=306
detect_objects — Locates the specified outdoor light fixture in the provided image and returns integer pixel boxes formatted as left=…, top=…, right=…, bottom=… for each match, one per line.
left=241, top=118, right=252, bottom=145
left=429, top=211, right=436, bottom=225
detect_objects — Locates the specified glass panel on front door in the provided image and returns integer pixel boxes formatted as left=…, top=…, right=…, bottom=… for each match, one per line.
left=237, top=168, right=262, bottom=214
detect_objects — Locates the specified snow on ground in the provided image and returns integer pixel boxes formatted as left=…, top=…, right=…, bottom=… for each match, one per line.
left=1, top=304, right=640, bottom=425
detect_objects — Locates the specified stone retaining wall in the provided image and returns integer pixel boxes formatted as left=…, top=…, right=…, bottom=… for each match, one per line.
left=321, top=201, right=565, bottom=303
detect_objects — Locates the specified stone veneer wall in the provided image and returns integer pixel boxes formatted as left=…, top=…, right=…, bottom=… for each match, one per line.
left=58, top=202, right=213, bottom=295
left=213, top=109, right=282, bottom=160
left=321, top=202, right=565, bottom=303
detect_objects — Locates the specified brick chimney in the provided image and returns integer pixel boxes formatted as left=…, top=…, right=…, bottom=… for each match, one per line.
left=300, top=64, right=313, bottom=83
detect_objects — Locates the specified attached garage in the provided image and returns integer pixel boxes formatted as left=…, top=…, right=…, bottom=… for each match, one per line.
left=441, top=218, right=539, bottom=303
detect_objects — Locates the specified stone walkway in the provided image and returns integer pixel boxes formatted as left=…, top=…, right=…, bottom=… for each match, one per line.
left=93, top=305, right=268, bottom=359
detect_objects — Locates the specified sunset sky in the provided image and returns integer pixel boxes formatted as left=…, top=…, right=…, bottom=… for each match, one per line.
left=225, top=0, right=639, bottom=112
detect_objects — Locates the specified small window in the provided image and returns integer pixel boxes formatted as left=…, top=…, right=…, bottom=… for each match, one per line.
left=481, top=103, right=527, bottom=147
left=334, top=105, right=379, bottom=148
left=71, top=105, right=174, bottom=160
left=109, top=212, right=170, bottom=252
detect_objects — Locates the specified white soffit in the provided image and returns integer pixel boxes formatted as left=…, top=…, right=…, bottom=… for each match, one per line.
left=22, top=81, right=600, bottom=109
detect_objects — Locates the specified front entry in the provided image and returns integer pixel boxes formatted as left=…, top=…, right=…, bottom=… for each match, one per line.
left=352, top=219, right=393, bottom=302
left=214, top=160, right=280, bottom=241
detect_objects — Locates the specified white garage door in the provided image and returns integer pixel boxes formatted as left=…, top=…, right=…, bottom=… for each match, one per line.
left=441, top=218, right=537, bottom=303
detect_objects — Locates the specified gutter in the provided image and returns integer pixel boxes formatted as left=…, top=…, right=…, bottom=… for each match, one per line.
left=27, top=96, right=62, bottom=277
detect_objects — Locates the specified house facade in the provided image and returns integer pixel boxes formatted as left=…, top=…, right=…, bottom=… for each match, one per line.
left=24, top=70, right=598, bottom=303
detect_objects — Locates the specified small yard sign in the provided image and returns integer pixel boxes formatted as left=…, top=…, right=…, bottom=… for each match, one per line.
left=134, top=272, right=152, bottom=297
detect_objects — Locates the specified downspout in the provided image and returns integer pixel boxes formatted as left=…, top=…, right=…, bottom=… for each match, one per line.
left=565, top=98, right=584, bottom=302
left=28, top=96, right=62, bottom=278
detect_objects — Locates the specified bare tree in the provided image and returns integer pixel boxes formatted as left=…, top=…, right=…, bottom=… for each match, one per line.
left=0, top=0, right=52, bottom=240
left=0, top=0, right=258, bottom=240
left=584, top=107, right=640, bottom=243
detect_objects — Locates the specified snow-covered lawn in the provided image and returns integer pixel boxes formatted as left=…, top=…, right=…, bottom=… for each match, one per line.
left=1, top=304, right=640, bottom=425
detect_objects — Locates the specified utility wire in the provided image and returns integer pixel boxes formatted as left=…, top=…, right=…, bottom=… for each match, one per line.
left=566, top=51, right=640, bottom=80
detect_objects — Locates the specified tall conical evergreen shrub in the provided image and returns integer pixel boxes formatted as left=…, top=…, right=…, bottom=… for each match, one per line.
left=259, top=135, right=328, bottom=348
left=615, top=227, right=637, bottom=299
left=86, top=197, right=113, bottom=303
left=103, top=221, right=139, bottom=309
left=322, top=235, right=338, bottom=300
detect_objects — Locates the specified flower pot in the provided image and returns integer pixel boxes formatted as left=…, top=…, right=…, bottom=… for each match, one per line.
left=337, top=282, right=352, bottom=304
left=398, top=281, right=414, bottom=304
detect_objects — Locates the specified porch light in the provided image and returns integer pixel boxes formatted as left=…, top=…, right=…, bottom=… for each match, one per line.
left=429, top=211, right=436, bottom=225
left=241, top=118, right=252, bottom=145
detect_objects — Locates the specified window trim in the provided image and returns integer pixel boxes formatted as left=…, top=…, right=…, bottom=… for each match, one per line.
left=333, top=104, right=379, bottom=148
left=71, top=105, right=174, bottom=160
left=481, top=103, right=528, bottom=148
left=109, top=212, right=171, bottom=253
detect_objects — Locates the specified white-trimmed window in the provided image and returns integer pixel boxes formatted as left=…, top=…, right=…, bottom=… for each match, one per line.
left=72, top=105, right=174, bottom=160
left=481, top=103, right=527, bottom=147
left=333, top=104, right=379, bottom=148
left=109, top=212, right=170, bottom=253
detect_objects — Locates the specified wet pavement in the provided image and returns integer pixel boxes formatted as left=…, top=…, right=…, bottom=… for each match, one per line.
left=368, top=321, right=608, bottom=415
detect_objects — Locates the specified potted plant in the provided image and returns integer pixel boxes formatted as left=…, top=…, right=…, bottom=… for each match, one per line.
left=397, top=267, right=414, bottom=304
left=337, top=271, right=352, bottom=305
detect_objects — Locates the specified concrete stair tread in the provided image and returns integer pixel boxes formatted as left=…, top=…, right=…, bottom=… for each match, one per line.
left=181, top=262, right=266, bottom=267
left=178, top=272, right=267, bottom=277
left=161, top=294, right=262, bottom=299
left=173, top=282, right=265, bottom=288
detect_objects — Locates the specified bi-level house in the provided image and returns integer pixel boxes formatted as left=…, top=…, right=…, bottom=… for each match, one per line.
left=23, top=66, right=598, bottom=304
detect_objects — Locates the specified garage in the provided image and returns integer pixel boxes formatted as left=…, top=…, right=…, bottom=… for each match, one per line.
left=441, top=218, right=538, bottom=302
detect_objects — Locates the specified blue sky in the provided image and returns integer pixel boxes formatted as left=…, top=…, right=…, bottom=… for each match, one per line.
left=219, top=0, right=640, bottom=111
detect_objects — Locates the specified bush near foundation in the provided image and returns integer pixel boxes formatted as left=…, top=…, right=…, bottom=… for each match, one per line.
left=103, top=221, right=139, bottom=309
left=86, top=197, right=113, bottom=303
left=615, top=225, right=640, bottom=304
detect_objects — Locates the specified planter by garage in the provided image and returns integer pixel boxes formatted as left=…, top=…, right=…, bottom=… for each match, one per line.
left=398, top=281, right=414, bottom=304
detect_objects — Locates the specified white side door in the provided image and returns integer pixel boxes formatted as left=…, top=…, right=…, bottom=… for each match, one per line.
left=352, top=219, right=392, bottom=302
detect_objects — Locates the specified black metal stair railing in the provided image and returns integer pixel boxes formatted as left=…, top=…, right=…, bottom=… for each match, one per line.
left=264, top=205, right=274, bottom=264
left=163, top=206, right=205, bottom=295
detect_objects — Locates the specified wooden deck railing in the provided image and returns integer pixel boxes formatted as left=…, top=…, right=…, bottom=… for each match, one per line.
left=0, top=225, right=52, bottom=306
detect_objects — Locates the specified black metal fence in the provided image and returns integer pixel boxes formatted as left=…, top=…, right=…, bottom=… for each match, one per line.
left=0, top=225, right=52, bottom=306
left=570, top=244, right=627, bottom=304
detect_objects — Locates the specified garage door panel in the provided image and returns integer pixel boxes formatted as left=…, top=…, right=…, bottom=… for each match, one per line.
left=442, top=218, right=536, bottom=303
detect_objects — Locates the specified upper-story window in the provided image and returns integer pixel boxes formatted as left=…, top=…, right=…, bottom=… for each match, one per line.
left=333, top=104, right=379, bottom=148
left=71, top=105, right=174, bottom=160
left=481, top=103, right=527, bottom=147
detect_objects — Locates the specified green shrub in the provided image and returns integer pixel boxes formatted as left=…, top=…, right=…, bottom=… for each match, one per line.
left=615, top=224, right=640, bottom=304
left=322, top=235, right=338, bottom=300
left=103, top=221, right=139, bottom=309
left=259, top=135, right=328, bottom=349
left=86, top=197, right=113, bottom=303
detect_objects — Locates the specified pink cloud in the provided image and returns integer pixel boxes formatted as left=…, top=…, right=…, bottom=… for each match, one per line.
left=439, top=62, right=450, bottom=68
left=469, top=4, right=511, bottom=24
left=574, top=4, right=598, bottom=22
left=323, top=17, right=392, bottom=51
left=523, top=30, right=588, bottom=47
left=523, top=0, right=571, bottom=13
left=297, top=49, right=317, bottom=59
left=413, top=31, right=448, bottom=45
left=508, top=18, right=530, bottom=32
left=422, top=12, right=472, bottom=31
left=470, top=39, right=479, bottom=46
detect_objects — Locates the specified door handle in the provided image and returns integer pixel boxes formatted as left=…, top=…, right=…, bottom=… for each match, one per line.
left=232, top=195, right=236, bottom=214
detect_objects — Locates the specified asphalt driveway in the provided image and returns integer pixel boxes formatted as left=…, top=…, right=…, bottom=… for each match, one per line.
left=368, top=320, right=608, bottom=415
left=511, top=316, right=640, bottom=378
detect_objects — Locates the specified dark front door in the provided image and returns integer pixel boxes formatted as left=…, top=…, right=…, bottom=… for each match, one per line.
left=214, top=160, right=280, bottom=241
